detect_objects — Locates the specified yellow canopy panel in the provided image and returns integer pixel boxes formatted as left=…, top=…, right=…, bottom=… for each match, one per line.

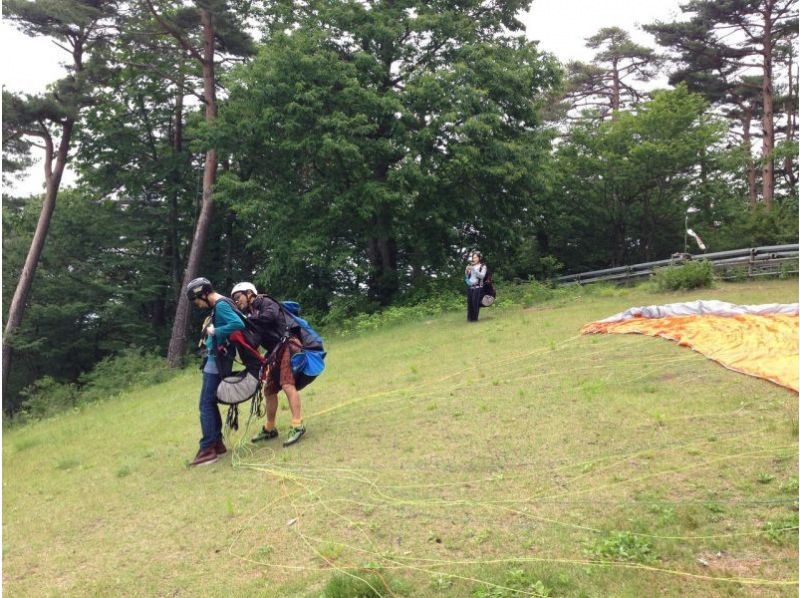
left=581, top=300, right=799, bottom=392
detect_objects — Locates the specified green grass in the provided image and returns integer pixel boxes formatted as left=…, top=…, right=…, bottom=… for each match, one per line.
left=3, top=279, right=798, bottom=597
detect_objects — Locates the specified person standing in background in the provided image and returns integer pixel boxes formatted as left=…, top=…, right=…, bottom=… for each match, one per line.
left=465, top=251, right=486, bottom=322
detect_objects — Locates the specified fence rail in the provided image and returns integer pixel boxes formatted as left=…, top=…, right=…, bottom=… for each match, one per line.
left=556, top=244, right=799, bottom=285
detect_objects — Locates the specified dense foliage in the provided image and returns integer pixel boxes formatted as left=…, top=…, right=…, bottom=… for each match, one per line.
left=2, top=0, right=797, bottom=414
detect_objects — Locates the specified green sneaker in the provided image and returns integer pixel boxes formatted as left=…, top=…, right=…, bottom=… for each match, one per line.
left=283, top=425, right=306, bottom=447
left=251, top=427, right=279, bottom=443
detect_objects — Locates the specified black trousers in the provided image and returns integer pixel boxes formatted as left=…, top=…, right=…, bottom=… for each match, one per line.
left=467, top=286, right=482, bottom=321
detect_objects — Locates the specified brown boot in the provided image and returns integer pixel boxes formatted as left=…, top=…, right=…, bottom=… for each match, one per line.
left=190, top=447, right=219, bottom=466
left=214, top=440, right=227, bottom=455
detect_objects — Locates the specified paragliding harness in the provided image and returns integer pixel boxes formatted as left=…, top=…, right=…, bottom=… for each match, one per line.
left=209, top=295, right=326, bottom=431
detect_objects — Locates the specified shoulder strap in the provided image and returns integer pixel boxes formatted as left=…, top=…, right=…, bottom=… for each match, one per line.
left=257, top=293, right=292, bottom=319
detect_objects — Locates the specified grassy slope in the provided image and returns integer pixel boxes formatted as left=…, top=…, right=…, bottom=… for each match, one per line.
left=3, top=279, right=798, bottom=597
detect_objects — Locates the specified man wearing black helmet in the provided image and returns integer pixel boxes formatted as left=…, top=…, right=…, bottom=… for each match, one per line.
left=185, top=277, right=246, bottom=466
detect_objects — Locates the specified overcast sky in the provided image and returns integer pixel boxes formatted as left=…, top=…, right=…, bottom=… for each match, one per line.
left=2, top=0, right=684, bottom=196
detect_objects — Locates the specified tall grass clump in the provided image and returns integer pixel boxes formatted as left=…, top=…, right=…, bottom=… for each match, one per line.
left=322, top=568, right=398, bottom=597
left=652, top=260, right=714, bottom=291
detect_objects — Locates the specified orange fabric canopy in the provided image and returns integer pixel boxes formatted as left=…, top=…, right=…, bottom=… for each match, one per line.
left=582, top=307, right=798, bottom=393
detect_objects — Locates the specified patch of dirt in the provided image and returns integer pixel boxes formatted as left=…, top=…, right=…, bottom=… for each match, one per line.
left=695, top=550, right=766, bottom=576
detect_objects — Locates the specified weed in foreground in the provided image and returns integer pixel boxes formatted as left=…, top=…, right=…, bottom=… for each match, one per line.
left=317, top=542, right=344, bottom=563
left=763, top=514, right=800, bottom=545
left=588, top=531, right=655, bottom=563
left=756, top=472, right=776, bottom=484
left=471, top=567, right=553, bottom=598
left=55, top=458, right=80, bottom=471
left=321, top=568, right=396, bottom=598
left=430, top=574, right=453, bottom=591
left=780, top=477, right=799, bottom=495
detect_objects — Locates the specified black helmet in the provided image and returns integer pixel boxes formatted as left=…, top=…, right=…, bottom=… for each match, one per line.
left=185, top=277, right=213, bottom=301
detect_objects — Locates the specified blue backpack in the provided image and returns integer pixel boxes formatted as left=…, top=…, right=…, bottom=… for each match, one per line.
left=275, top=299, right=326, bottom=377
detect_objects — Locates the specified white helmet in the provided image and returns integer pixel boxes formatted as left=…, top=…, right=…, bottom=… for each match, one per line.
left=231, top=281, right=258, bottom=297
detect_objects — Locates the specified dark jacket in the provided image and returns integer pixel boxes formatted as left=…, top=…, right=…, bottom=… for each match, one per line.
left=246, top=295, right=291, bottom=354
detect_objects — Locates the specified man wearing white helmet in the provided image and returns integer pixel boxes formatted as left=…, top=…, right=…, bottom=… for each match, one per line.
left=231, top=282, right=309, bottom=447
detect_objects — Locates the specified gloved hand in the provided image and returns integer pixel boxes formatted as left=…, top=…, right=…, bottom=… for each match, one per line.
left=206, top=324, right=215, bottom=336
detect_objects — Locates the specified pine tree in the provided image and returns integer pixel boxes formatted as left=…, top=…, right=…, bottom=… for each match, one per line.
left=140, top=0, right=254, bottom=366
left=646, top=0, right=798, bottom=208
left=2, top=0, right=117, bottom=405
left=565, top=27, right=660, bottom=121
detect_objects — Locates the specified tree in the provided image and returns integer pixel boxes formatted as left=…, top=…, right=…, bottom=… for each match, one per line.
left=140, top=0, right=254, bottom=366
left=646, top=0, right=799, bottom=208
left=546, top=85, right=725, bottom=269
left=2, top=0, right=116, bottom=405
left=74, top=9, right=203, bottom=334
left=2, top=189, right=175, bottom=412
left=564, top=27, right=660, bottom=121
left=773, top=38, right=799, bottom=195
left=217, top=0, right=561, bottom=305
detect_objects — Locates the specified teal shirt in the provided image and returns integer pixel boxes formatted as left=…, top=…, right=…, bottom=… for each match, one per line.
left=204, top=299, right=245, bottom=372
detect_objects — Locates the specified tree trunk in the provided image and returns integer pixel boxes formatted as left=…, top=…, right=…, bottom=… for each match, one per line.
left=643, top=194, right=653, bottom=262
left=170, top=62, right=185, bottom=295
left=612, top=220, right=625, bottom=267
left=166, top=9, right=218, bottom=367
left=785, top=51, right=797, bottom=194
left=761, top=4, right=775, bottom=208
left=223, top=208, right=235, bottom=293
left=366, top=207, right=399, bottom=305
left=366, top=156, right=398, bottom=304
left=742, top=107, right=758, bottom=208
left=610, top=57, right=620, bottom=120
left=2, top=122, right=74, bottom=404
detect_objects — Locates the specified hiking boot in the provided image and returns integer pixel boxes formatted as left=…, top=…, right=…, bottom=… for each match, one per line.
left=251, top=427, right=279, bottom=443
left=190, top=447, right=219, bottom=466
left=283, top=425, right=306, bottom=447
left=214, top=440, right=227, bottom=455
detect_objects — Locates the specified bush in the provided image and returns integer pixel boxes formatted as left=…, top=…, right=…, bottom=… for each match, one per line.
left=538, top=255, right=564, bottom=281
left=335, top=289, right=464, bottom=335
left=14, top=348, right=176, bottom=423
left=77, top=347, right=174, bottom=402
left=494, top=279, right=573, bottom=309
left=17, top=376, right=80, bottom=422
left=652, top=260, right=714, bottom=291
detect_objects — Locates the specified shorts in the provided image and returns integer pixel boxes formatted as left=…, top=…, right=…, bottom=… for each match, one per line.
left=262, top=337, right=315, bottom=395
